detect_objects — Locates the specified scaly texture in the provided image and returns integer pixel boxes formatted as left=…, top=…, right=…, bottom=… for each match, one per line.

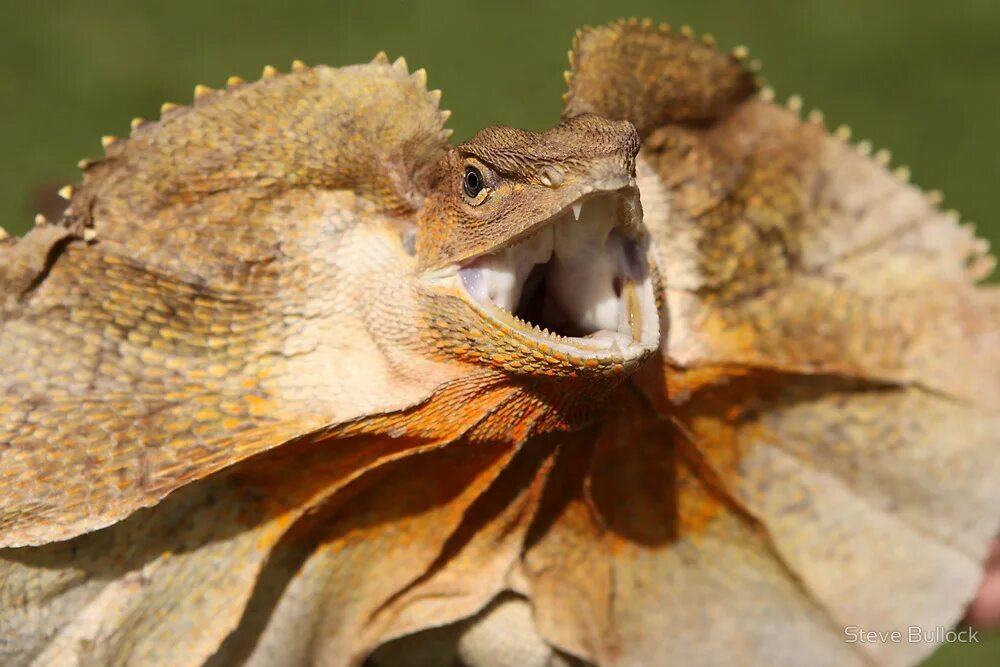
left=555, top=19, right=1000, bottom=667
left=0, top=58, right=467, bottom=546
left=0, top=18, right=998, bottom=667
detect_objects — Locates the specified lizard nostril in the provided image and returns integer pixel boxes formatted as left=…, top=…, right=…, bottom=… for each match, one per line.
left=538, top=166, right=565, bottom=187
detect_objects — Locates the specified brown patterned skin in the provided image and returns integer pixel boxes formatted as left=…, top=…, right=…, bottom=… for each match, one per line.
left=1, top=19, right=998, bottom=667
left=418, top=114, right=640, bottom=267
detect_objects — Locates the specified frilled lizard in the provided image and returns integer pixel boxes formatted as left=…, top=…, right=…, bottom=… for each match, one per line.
left=1, top=18, right=998, bottom=667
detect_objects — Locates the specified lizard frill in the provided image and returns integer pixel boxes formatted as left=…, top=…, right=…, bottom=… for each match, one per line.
left=0, top=58, right=463, bottom=547
left=0, top=19, right=998, bottom=667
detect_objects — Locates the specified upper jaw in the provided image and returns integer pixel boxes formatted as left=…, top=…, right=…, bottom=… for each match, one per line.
left=449, top=184, right=660, bottom=366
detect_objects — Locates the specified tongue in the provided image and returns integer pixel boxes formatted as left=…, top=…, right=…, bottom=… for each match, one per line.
left=547, top=198, right=620, bottom=333
left=547, top=244, right=620, bottom=333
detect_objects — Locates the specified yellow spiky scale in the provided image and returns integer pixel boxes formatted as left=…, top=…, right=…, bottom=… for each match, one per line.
left=440, top=109, right=452, bottom=122
left=193, top=84, right=214, bottom=99
left=927, top=189, right=944, bottom=205
left=680, top=25, right=694, bottom=38
left=658, top=22, right=671, bottom=33
left=874, top=148, right=892, bottom=166
left=0, top=226, right=8, bottom=240
left=392, top=56, right=408, bottom=74
left=640, top=17, right=653, bottom=29
left=34, top=214, right=47, bottom=226
left=834, top=125, right=852, bottom=141
left=262, top=65, right=279, bottom=79
left=701, top=33, right=716, bottom=47
left=411, top=68, right=427, bottom=87
left=807, top=109, right=825, bottom=125
left=77, top=158, right=92, bottom=170
left=101, top=135, right=118, bottom=149
left=759, top=87, right=775, bottom=103
left=130, top=117, right=145, bottom=131
left=291, top=59, right=308, bottom=72
left=786, top=95, right=803, bottom=113
left=371, top=51, right=389, bottom=64
left=429, top=89, right=442, bottom=104
left=58, top=185, right=74, bottom=200
left=160, top=102, right=179, bottom=114
left=731, top=45, right=749, bottom=60
left=971, top=253, right=997, bottom=280
left=226, top=75, right=246, bottom=88
left=945, top=209, right=961, bottom=222
left=857, top=140, right=873, bottom=156
left=627, top=17, right=639, bottom=27
left=82, top=228, right=98, bottom=242
left=567, top=49, right=575, bottom=67
left=969, top=227, right=990, bottom=254
left=894, top=166, right=911, bottom=182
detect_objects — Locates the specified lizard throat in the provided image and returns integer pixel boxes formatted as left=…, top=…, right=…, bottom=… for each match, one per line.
left=456, top=193, right=659, bottom=356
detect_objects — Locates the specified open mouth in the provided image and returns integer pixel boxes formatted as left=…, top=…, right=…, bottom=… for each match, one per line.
left=456, top=192, right=659, bottom=358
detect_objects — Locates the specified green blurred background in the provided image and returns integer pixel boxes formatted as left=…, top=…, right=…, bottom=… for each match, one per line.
left=1, top=0, right=997, bottom=664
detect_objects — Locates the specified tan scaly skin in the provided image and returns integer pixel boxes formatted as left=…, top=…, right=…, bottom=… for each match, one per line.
left=0, top=19, right=998, bottom=667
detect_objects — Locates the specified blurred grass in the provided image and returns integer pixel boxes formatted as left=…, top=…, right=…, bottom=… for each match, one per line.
left=0, top=0, right=997, bottom=664
left=2, top=0, right=1000, bottom=251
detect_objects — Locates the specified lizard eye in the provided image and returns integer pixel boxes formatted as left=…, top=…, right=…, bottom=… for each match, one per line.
left=463, top=166, right=485, bottom=199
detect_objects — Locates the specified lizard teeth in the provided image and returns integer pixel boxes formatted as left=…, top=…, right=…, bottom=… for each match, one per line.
left=459, top=226, right=554, bottom=312
left=459, top=194, right=649, bottom=347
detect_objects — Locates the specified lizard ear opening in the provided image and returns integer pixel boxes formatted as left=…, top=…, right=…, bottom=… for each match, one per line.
left=401, top=226, right=417, bottom=256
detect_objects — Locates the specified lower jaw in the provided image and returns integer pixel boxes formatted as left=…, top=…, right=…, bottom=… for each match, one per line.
left=458, top=250, right=658, bottom=361
left=463, top=266, right=660, bottom=370
left=419, top=276, right=659, bottom=380
left=483, top=298, right=656, bottom=362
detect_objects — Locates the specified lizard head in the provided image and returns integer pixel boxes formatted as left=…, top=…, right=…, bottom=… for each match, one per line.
left=415, top=113, right=659, bottom=378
